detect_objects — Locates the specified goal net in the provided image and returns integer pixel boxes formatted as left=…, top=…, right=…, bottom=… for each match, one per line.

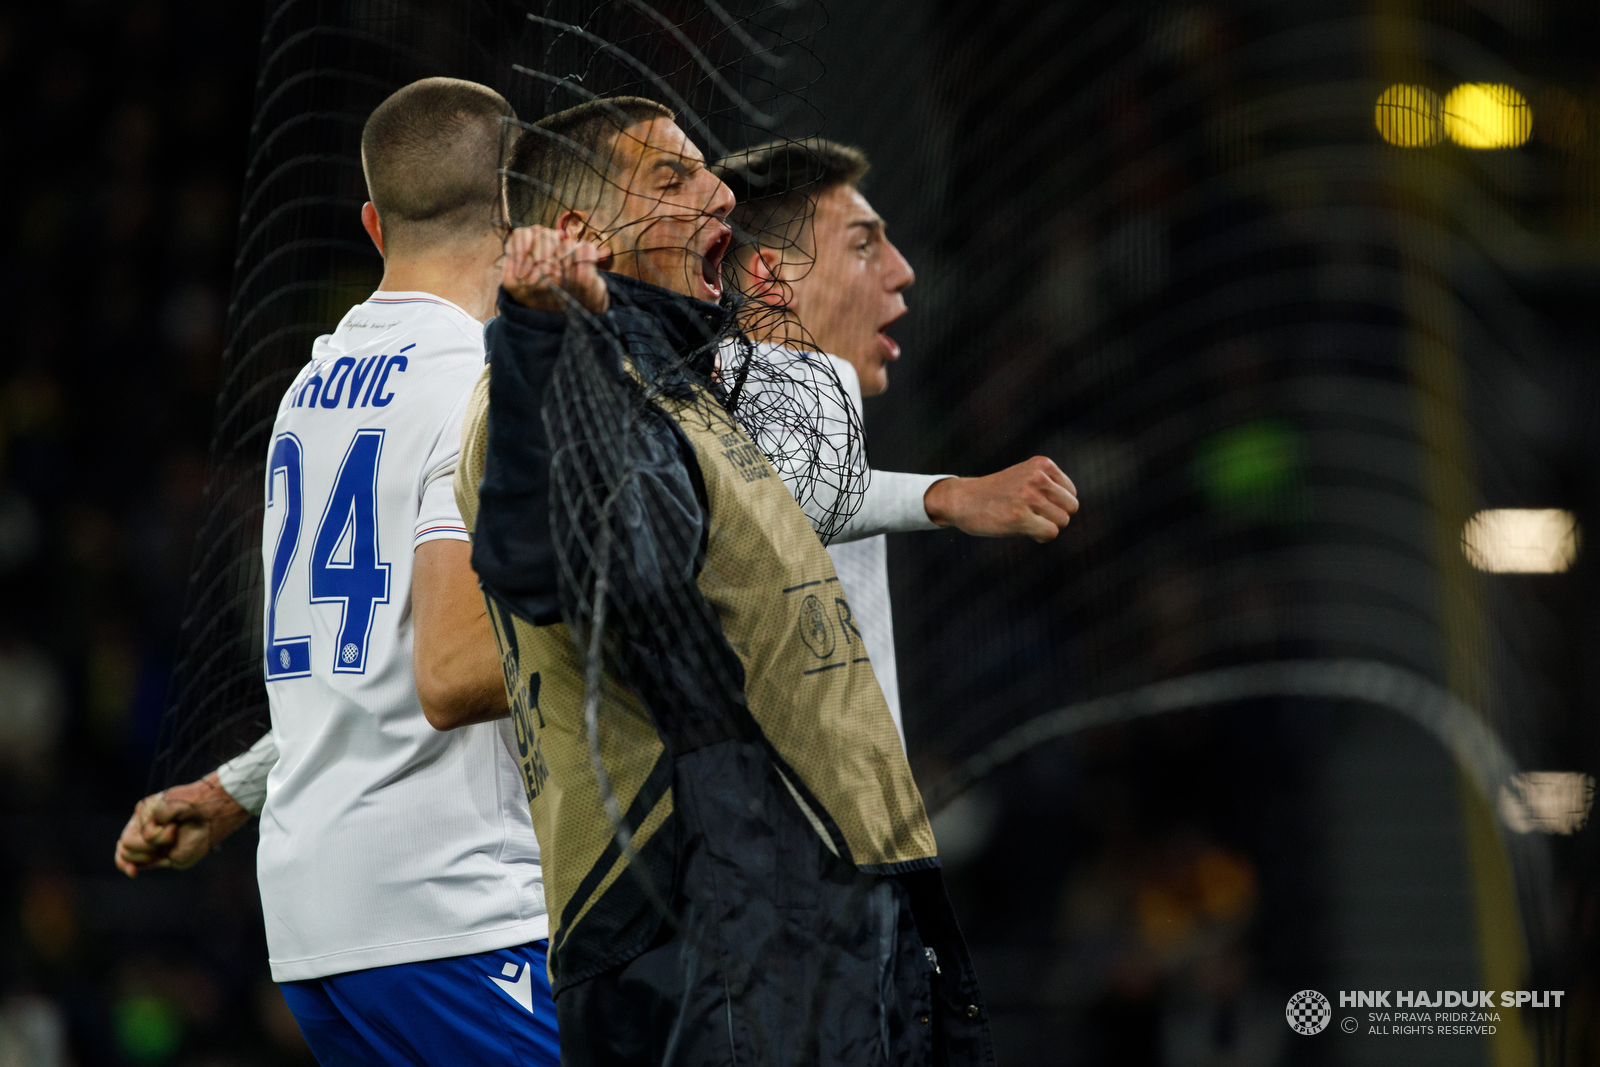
left=156, top=0, right=1585, bottom=1061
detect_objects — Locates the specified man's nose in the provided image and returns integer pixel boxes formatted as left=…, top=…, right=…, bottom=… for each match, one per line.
left=885, top=239, right=915, bottom=293
left=705, top=175, right=735, bottom=220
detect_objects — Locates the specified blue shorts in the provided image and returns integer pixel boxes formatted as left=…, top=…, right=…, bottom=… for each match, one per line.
left=280, top=940, right=558, bottom=1067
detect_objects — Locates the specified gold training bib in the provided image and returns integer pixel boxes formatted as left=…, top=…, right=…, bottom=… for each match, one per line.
left=456, top=367, right=937, bottom=959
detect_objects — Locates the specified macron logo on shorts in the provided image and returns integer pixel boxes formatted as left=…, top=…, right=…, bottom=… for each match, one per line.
left=488, top=961, right=534, bottom=1013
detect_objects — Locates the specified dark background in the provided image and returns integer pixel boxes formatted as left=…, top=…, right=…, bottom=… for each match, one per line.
left=0, top=2, right=301, bottom=1064
left=2, top=1, right=1597, bottom=1065
left=825, top=2, right=1600, bottom=1064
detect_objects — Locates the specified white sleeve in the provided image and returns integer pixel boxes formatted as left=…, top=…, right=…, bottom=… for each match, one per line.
left=215, top=732, right=277, bottom=815
left=816, top=354, right=951, bottom=544
left=829, top=470, right=949, bottom=543
left=413, top=380, right=476, bottom=547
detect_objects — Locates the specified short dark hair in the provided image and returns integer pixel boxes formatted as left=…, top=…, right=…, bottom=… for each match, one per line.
left=360, top=77, right=516, bottom=251
left=505, top=96, right=676, bottom=228
left=714, top=139, right=870, bottom=257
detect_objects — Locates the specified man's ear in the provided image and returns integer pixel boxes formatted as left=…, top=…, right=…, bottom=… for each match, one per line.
left=360, top=202, right=385, bottom=257
left=555, top=209, right=612, bottom=269
left=748, top=247, right=793, bottom=308
left=554, top=209, right=587, bottom=241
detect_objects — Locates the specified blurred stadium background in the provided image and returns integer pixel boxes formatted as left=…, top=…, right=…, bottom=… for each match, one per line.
left=2, top=1, right=1598, bottom=1065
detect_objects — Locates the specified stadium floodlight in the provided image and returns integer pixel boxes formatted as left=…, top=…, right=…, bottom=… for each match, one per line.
left=1443, top=83, right=1533, bottom=149
left=1375, top=84, right=1444, bottom=147
left=1461, top=508, right=1578, bottom=573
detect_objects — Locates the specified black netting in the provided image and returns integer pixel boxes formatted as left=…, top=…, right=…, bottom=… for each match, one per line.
left=154, top=0, right=866, bottom=785
left=819, top=2, right=1582, bottom=1057
left=479, top=15, right=906, bottom=1052
left=503, top=11, right=867, bottom=541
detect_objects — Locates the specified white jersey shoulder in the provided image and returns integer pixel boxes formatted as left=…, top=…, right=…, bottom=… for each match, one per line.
left=737, top=341, right=941, bottom=544
left=258, top=292, right=546, bottom=982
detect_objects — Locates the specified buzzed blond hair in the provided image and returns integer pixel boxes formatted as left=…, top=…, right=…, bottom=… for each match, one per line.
left=360, top=77, right=515, bottom=252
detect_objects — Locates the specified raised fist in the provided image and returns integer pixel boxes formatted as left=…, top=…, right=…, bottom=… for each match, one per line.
left=502, top=225, right=609, bottom=315
left=923, top=456, right=1079, bottom=543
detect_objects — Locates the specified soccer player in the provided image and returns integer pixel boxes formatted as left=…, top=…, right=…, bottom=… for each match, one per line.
left=715, top=138, right=1079, bottom=742
left=457, top=96, right=995, bottom=1066
left=112, top=78, right=558, bottom=1066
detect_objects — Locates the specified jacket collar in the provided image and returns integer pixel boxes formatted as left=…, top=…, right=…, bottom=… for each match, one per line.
left=602, top=272, right=734, bottom=358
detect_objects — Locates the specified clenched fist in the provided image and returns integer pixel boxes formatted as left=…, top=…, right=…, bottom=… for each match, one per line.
left=113, top=773, right=252, bottom=877
left=923, top=456, right=1079, bottom=543
left=502, top=225, right=609, bottom=315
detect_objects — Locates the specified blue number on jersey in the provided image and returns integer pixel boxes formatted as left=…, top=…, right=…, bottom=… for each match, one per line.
left=309, top=429, right=391, bottom=673
left=265, top=434, right=313, bottom=679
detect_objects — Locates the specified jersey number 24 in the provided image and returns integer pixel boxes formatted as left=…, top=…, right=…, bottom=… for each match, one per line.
left=265, top=430, right=392, bottom=679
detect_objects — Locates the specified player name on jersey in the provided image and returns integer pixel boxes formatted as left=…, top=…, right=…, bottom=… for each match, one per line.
left=290, top=345, right=413, bottom=409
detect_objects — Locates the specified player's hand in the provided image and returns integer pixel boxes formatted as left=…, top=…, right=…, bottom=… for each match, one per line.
left=113, top=773, right=252, bottom=878
left=923, top=456, right=1079, bottom=543
left=502, top=225, right=609, bottom=315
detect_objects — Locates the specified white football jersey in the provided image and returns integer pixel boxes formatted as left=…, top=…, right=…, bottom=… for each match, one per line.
left=256, top=292, right=545, bottom=982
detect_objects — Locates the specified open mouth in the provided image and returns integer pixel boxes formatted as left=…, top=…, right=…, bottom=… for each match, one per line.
left=877, top=309, right=906, bottom=360
left=700, top=227, right=731, bottom=299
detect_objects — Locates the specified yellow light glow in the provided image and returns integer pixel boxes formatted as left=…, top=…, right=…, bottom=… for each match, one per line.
left=1443, top=83, right=1532, bottom=149
left=1375, top=84, right=1443, bottom=147
left=1498, top=772, right=1594, bottom=835
left=1461, top=509, right=1578, bottom=573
